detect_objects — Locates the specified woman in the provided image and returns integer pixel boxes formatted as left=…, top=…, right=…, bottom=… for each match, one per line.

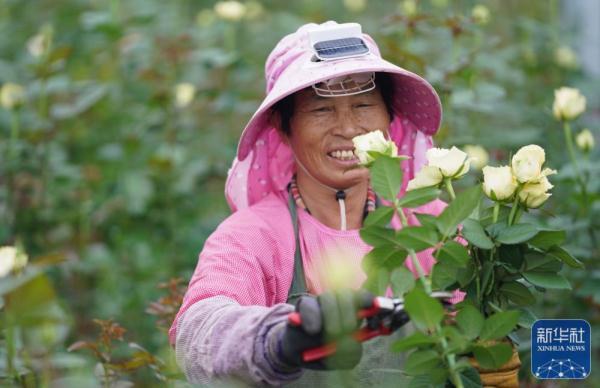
left=170, top=21, right=452, bottom=386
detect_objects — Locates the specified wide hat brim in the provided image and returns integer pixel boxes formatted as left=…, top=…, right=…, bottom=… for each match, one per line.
left=237, top=51, right=442, bottom=161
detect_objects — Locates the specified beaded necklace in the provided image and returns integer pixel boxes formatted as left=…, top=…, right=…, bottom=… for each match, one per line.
left=289, top=175, right=376, bottom=220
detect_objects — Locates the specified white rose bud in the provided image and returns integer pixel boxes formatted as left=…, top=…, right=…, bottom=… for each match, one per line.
left=352, top=130, right=398, bottom=166
left=27, top=34, right=51, bottom=58
left=463, top=145, right=489, bottom=170
left=244, top=1, right=264, bottom=20
left=400, top=0, right=417, bottom=17
left=174, top=83, right=196, bottom=108
left=214, top=1, right=246, bottom=21
left=472, top=5, right=490, bottom=25
left=554, top=46, right=578, bottom=69
left=511, top=144, right=544, bottom=183
left=553, top=87, right=586, bottom=121
left=343, top=0, right=367, bottom=13
left=0, top=246, right=28, bottom=277
left=482, top=166, right=517, bottom=201
left=426, top=146, right=471, bottom=178
left=1, top=83, right=26, bottom=110
left=407, top=166, right=443, bottom=191
left=576, top=128, right=594, bottom=153
left=519, top=176, right=553, bottom=208
left=511, top=144, right=556, bottom=183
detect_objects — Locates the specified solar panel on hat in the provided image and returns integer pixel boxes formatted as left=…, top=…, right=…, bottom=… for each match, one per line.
left=313, top=37, right=369, bottom=60
left=308, top=22, right=370, bottom=61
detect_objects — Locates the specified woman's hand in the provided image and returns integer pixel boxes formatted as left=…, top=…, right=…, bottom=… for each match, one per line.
left=269, top=289, right=375, bottom=370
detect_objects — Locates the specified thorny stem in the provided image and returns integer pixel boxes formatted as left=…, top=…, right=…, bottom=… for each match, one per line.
left=395, top=200, right=430, bottom=293
left=435, top=322, right=463, bottom=388
left=508, top=194, right=520, bottom=226
left=563, top=121, right=589, bottom=215
left=395, top=201, right=463, bottom=388
left=492, top=203, right=499, bottom=224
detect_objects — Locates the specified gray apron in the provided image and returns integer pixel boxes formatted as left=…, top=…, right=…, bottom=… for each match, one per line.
left=284, top=192, right=411, bottom=387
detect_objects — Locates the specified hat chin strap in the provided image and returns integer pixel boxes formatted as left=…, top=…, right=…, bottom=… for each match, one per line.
left=294, top=156, right=350, bottom=231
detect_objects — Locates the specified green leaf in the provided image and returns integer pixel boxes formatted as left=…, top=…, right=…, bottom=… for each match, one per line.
left=481, top=261, right=495, bottom=296
left=397, top=187, right=441, bottom=208
left=436, top=185, right=482, bottom=237
left=524, top=252, right=562, bottom=272
left=364, top=206, right=394, bottom=227
left=360, top=226, right=397, bottom=247
left=371, top=155, right=402, bottom=201
left=461, top=219, right=494, bottom=249
left=548, top=246, right=584, bottom=269
left=458, top=366, right=482, bottom=388
left=404, top=350, right=441, bottom=375
left=496, top=223, right=539, bottom=245
left=414, top=213, right=438, bottom=229
left=485, top=223, right=507, bottom=239
left=517, top=308, right=537, bottom=329
left=498, top=244, right=525, bottom=272
left=405, top=287, right=444, bottom=331
left=362, top=246, right=407, bottom=272
left=473, top=343, right=513, bottom=369
left=390, top=331, right=436, bottom=352
left=479, top=205, right=511, bottom=227
left=362, top=268, right=390, bottom=296
left=456, top=260, right=476, bottom=287
left=408, top=374, right=446, bottom=388
left=390, top=267, right=415, bottom=296
left=479, top=311, right=520, bottom=341
left=523, top=272, right=571, bottom=290
left=456, top=305, right=484, bottom=340
left=436, top=240, right=470, bottom=268
left=431, top=261, right=459, bottom=290
left=528, top=229, right=566, bottom=250
left=499, top=281, right=535, bottom=306
left=395, top=226, right=440, bottom=252
left=443, top=326, right=469, bottom=353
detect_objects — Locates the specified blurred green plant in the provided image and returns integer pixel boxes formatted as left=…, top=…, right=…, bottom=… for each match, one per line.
left=0, top=0, right=597, bottom=386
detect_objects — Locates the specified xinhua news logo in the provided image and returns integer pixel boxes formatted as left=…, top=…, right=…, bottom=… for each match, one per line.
left=531, top=319, right=591, bottom=379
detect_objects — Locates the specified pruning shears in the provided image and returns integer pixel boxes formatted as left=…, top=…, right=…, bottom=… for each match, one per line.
left=287, top=291, right=453, bottom=363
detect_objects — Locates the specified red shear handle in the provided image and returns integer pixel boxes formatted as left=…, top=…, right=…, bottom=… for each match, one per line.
left=301, top=326, right=392, bottom=363
left=287, top=296, right=390, bottom=363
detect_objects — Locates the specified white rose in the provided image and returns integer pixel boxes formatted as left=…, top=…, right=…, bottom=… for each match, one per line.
left=463, top=145, right=489, bottom=170
left=472, top=5, right=490, bottom=25
left=352, top=130, right=397, bottom=165
left=1, top=83, right=26, bottom=110
left=400, top=0, right=417, bottom=17
left=431, top=0, right=448, bottom=8
left=511, top=144, right=556, bottom=183
left=482, top=166, right=517, bottom=201
left=426, top=146, right=470, bottom=178
left=554, top=46, right=578, bottom=69
left=0, top=246, right=27, bottom=277
left=27, top=34, right=50, bottom=58
left=576, top=128, right=594, bottom=153
left=518, top=176, right=553, bottom=208
left=343, top=0, right=366, bottom=13
left=174, top=83, right=196, bottom=108
left=553, top=87, right=586, bottom=121
left=214, top=1, right=246, bottom=21
left=407, top=166, right=443, bottom=191
left=244, top=1, right=264, bottom=20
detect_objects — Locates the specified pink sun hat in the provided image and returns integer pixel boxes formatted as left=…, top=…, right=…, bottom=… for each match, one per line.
left=226, top=21, right=442, bottom=212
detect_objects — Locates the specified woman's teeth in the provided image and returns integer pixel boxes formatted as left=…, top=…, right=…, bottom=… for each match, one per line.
left=329, top=150, right=357, bottom=161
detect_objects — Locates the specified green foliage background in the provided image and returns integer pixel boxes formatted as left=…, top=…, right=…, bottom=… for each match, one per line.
left=0, top=0, right=598, bottom=386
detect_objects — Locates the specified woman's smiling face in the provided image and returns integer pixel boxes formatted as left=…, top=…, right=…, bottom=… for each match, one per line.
left=285, top=86, right=392, bottom=190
